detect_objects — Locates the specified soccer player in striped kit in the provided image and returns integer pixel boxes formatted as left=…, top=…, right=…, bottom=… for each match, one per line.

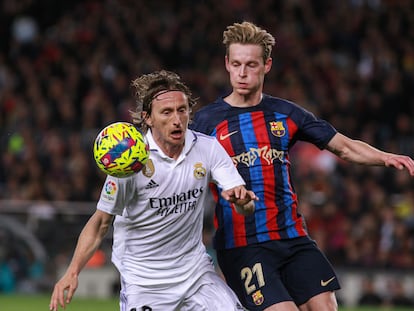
left=191, top=21, right=414, bottom=311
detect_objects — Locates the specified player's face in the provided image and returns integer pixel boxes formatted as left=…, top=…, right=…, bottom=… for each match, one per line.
left=146, top=90, right=190, bottom=157
left=225, top=43, right=272, bottom=96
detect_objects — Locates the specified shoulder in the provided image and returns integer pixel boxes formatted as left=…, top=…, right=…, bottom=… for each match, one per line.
left=189, top=130, right=223, bottom=153
left=262, top=94, right=309, bottom=114
left=186, top=130, right=228, bottom=164
left=191, top=130, right=218, bottom=143
left=261, top=94, right=322, bottom=127
left=193, top=98, right=229, bottom=116
left=190, top=98, right=230, bottom=133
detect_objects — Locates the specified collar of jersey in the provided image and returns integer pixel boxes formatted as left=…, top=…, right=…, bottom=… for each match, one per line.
left=145, top=129, right=197, bottom=161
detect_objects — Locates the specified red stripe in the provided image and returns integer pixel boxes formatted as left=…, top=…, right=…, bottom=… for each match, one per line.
left=251, top=112, right=280, bottom=240
left=216, top=120, right=235, bottom=156
left=209, top=183, right=219, bottom=230
left=216, top=120, right=246, bottom=246
left=285, top=119, right=306, bottom=235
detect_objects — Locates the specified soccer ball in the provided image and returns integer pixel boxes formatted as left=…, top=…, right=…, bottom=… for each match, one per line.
left=93, top=122, right=149, bottom=177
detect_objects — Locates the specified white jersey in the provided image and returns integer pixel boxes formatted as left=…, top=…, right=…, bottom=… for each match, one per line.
left=97, top=129, right=245, bottom=286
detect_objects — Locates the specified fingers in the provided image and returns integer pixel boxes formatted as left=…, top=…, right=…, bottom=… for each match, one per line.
left=388, top=156, right=414, bottom=176
left=49, top=288, right=62, bottom=311
left=220, top=190, right=231, bottom=201
left=221, top=186, right=259, bottom=203
left=232, top=186, right=258, bottom=200
left=247, top=190, right=259, bottom=201
left=49, top=278, right=77, bottom=311
left=404, top=157, right=414, bottom=176
left=66, top=285, right=76, bottom=304
left=50, top=287, right=65, bottom=311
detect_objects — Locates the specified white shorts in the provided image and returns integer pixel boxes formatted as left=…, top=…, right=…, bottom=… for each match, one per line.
left=119, top=271, right=245, bottom=311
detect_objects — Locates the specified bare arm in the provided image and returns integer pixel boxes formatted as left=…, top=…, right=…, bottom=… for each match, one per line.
left=326, top=133, right=414, bottom=176
left=49, top=210, right=114, bottom=311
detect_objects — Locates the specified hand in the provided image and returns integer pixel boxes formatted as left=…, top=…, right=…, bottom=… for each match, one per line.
left=234, top=199, right=256, bottom=216
left=49, top=273, right=78, bottom=311
left=221, top=186, right=258, bottom=216
left=221, top=185, right=257, bottom=204
left=384, top=154, right=414, bottom=176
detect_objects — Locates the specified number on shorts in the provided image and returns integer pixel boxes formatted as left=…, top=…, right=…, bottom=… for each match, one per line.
left=240, top=262, right=265, bottom=295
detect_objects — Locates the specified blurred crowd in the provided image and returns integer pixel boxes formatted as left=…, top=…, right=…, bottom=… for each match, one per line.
left=1, top=0, right=414, bottom=290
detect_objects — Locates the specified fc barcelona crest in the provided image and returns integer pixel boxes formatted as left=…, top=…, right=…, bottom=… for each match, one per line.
left=270, top=121, right=285, bottom=137
left=252, top=289, right=264, bottom=305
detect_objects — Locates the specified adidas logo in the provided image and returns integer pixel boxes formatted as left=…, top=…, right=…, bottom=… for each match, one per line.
left=144, top=179, right=159, bottom=189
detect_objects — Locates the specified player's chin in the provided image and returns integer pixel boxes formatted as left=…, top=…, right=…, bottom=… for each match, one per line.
left=235, top=87, right=252, bottom=95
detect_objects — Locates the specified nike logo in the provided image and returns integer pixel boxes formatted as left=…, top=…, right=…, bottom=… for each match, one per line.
left=320, top=277, right=336, bottom=287
left=219, top=131, right=238, bottom=140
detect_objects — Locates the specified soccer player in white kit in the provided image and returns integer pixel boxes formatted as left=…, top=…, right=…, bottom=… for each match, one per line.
left=49, top=70, right=257, bottom=311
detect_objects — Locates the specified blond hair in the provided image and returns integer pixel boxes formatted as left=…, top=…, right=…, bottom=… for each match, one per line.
left=223, top=21, right=276, bottom=63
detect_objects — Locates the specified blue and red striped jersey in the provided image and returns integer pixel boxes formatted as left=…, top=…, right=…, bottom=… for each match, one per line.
left=190, top=94, right=337, bottom=250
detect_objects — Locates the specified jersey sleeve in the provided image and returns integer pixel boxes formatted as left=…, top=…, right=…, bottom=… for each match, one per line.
left=296, top=108, right=337, bottom=149
left=190, top=100, right=227, bottom=135
left=96, top=175, right=135, bottom=215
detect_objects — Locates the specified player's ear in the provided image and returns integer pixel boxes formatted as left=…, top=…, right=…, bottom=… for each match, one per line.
left=225, top=55, right=230, bottom=72
left=264, top=57, right=272, bottom=74
left=145, top=118, right=152, bottom=128
left=142, top=112, right=152, bottom=127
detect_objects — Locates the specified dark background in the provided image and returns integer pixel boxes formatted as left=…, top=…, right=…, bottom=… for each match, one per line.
left=1, top=0, right=414, bottom=305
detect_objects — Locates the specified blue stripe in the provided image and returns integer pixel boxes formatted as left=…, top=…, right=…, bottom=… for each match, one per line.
left=239, top=113, right=270, bottom=242
left=221, top=195, right=235, bottom=248
left=275, top=112, right=298, bottom=238
left=212, top=128, right=236, bottom=248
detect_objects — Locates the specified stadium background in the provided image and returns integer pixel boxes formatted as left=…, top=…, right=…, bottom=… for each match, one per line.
left=1, top=0, right=414, bottom=308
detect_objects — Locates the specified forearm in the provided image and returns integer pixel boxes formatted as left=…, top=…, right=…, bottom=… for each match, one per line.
left=50, top=211, right=113, bottom=311
left=326, top=133, right=414, bottom=175
left=65, top=212, right=111, bottom=276
left=327, top=133, right=390, bottom=166
left=334, top=140, right=389, bottom=165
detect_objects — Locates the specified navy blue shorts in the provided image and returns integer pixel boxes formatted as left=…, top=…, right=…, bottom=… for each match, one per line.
left=216, top=236, right=341, bottom=310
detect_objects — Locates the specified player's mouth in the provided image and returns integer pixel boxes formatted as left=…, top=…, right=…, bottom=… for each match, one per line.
left=237, top=82, right=249, bottom=88
left=170, top=129, right=184, bottom=139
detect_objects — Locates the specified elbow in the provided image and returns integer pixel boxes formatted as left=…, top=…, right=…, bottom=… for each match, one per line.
left=328, top=144, right=351, bottom=162
left=327, top=133, right=355, bottom=162
left=98, top=221, right=111, bottom=238
left=337, top=148, right=353, bottom=162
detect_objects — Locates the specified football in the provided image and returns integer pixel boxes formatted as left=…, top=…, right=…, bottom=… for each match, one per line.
left=93, top=122, right=149, bottom=177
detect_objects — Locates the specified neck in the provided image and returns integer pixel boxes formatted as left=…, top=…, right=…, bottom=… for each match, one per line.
left=150, top=132, right=185, bottom=160
left=224, top=91, right=263, bottom=108
left=162, top=144, right=183, bottom=160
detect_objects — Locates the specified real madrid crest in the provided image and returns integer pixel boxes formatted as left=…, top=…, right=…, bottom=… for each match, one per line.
left=270, top=121, right=285, bottom=137
left=142, top=159, right=155, bottom=178
left=193, top=162, right=206, bottom=179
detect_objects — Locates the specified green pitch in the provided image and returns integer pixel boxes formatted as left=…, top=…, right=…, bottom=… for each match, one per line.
left=0, top=294, right=119, bottom=311
left=0, top=294, right=412, bottom=311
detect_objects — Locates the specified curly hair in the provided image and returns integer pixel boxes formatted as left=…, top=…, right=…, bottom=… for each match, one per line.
left=130, top=70, right=197, bottom=132
left=223, top=21, right=276, bottom=63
